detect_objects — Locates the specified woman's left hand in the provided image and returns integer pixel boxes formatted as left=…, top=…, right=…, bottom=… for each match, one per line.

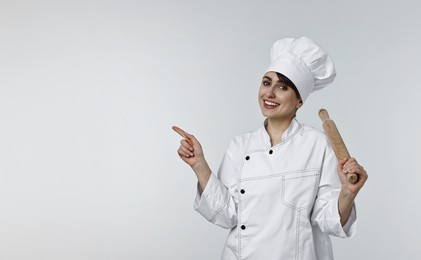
left=338, top=157, right=368, bottom=195
left=337, top=158, right=368, bottom=225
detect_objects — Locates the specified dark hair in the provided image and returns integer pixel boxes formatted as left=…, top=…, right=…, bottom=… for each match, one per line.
left=276, top=72, right=302, bottom=102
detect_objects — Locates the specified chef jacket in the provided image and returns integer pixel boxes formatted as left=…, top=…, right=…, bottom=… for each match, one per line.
left=194, top=118, right=356, bottom=260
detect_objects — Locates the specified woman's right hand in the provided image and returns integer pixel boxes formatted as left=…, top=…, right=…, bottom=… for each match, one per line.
left=172, top=126, right=212, bottom=190
left=172, top=126, right=206, bottom=171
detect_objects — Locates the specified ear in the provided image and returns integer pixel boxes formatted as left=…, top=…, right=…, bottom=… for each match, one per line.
left=296, top=100, right=303, bottom=109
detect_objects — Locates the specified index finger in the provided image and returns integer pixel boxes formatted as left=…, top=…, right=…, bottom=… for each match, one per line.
left=172, top=126, right=188, bottom=139
left=344, top=157, right=358, bottom=167
left=338, top=158, right=349, bottom=167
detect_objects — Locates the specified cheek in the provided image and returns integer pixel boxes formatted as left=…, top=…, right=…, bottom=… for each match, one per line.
left=258, top=87, right=264, bottom=98
left=279, top=91, right=298, bottom=104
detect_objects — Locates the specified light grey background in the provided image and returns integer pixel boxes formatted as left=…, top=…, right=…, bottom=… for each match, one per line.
left=1, top=0, right=420, bottom=259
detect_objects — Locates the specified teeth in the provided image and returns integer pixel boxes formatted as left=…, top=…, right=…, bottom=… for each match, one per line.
left=265, top=100, right=279, bottom=106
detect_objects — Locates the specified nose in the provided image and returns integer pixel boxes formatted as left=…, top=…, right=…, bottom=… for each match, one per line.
left=266, top=85, right=276, bottom=98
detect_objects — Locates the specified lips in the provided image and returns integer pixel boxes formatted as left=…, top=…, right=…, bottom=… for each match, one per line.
left=264, top=100, right=280, bottom=109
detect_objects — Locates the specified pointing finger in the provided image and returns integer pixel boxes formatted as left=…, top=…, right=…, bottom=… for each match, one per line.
left=172, top=126, right=188, bottom=139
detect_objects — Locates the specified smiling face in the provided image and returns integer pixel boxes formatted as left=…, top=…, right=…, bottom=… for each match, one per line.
left=258, top=71, right=302, bottom=122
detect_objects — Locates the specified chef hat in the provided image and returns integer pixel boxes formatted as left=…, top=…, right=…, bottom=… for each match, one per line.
left=265, top=36, right=336, bottom=102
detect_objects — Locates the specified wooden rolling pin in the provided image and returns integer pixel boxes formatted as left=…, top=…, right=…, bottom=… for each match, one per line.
left=319, top=109, right=358, bottom=184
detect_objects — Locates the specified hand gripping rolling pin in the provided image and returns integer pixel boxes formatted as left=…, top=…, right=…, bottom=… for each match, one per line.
left=318, top=109, right=358, bottom=184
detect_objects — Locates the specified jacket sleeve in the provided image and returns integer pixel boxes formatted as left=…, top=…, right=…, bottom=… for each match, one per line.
left=193, top=140, right=240, bottom=229
left=311, top=146, right=357, bottom=238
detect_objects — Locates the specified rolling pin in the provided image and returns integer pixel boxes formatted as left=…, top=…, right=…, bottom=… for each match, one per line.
left=319, top=109, right=358, bottom=184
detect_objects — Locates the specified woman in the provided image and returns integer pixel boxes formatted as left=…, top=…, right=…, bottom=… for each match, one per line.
left=173, top=36, right=368, bottom=260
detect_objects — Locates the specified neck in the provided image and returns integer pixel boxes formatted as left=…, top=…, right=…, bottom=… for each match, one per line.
left=265, top=117, right=294, bottom=146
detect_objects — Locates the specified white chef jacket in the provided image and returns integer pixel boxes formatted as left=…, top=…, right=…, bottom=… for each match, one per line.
left=194, top=118, right=356, bottom=260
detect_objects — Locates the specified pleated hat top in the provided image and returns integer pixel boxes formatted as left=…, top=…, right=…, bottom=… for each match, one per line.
left=265, top=36, right=336, bottom=102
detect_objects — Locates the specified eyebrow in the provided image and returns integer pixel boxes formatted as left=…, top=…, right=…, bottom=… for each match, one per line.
left=263, top=76, right=289, bottom=84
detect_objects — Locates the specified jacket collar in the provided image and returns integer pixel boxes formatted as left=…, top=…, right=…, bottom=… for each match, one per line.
left=260, top=118, right=302, bottom=148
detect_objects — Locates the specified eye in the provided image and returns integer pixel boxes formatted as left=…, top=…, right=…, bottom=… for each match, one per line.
left=278, top=85, right=289, bottom=91
left=262, top=80, right=271, bottom=86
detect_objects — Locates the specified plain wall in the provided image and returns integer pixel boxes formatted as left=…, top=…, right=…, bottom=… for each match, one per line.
left=1, top=0, right=420, bottom=259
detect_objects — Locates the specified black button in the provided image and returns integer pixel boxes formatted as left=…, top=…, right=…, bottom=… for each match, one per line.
left=245, top=156, right=250, bottom=160
left=241, top=225, right=246, bottom=230
left=269, top=150, right=273, bottom=154
left=240, top=189, right=245, bottom=194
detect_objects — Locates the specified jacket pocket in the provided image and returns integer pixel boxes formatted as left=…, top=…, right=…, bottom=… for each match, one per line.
left=281, top=170, right=320, bottom=210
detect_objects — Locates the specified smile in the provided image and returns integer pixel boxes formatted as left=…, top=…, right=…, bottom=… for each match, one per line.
left=264, top=100, right=280, bottom=107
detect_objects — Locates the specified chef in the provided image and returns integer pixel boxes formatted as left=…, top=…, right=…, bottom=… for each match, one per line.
left=173, top=36, right=368, bottom=260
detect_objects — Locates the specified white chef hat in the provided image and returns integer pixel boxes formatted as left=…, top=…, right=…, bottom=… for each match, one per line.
left=265, top=36, right=336, bottom=102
